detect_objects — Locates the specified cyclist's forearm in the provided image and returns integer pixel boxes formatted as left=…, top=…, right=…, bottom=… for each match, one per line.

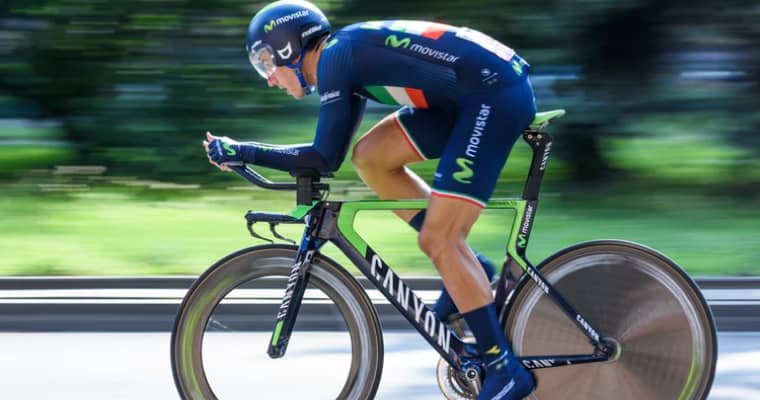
left=239, top=142, right=331, bottom=173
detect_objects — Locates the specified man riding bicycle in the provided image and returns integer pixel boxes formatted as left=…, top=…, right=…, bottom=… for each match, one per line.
left=204, top=1, right=537, bottom=398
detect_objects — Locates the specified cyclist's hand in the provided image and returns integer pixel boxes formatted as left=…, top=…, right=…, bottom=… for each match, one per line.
left=203, top=131, right=243, bottom=172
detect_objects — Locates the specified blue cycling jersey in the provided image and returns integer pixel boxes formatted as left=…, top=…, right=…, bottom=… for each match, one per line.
left=242, top=20, right=536, bottom=206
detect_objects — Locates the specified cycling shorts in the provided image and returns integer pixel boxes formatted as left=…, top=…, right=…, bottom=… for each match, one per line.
left=394, top=77, right=536, bottom=207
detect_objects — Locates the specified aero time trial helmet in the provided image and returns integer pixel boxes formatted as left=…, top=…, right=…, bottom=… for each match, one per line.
left=246, top=0, right=330, bottom=93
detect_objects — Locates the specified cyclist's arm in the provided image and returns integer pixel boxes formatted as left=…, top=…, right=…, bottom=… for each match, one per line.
left=238, top=37, right=364, bottom=175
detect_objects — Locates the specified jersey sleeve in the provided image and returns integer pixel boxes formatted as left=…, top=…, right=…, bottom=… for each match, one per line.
left=241, top=35, right=365, bottom=175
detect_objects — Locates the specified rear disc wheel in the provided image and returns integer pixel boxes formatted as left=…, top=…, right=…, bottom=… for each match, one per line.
left=504, top=241, right=717, bottom=400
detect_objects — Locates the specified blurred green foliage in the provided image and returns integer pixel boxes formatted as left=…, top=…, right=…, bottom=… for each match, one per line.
left=1, top=0, right=759, bottom=275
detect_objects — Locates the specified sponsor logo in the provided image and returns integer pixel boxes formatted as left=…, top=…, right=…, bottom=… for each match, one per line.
left=319, top=90, right=341, bottom=105
left=301, top=24, right=322, bottom=38
left=512, top=59, right=523, bottom=75
left=481, top=68, right=500, bottom=85
left=324, top=38, right=338, bottom=49
left=222, top=142, right=237, bottom=157
left=409, top=43, right=460, bottom=63
left=369, top=252, right=451, bottom=353
left=576, top=315, right=601, bottom=342
left=263, top=10, right=310, bottom=33
left=485, top=345, right=501, bottom=355
left=540, top=142, right=552, bottom=171
left=522, top=359, right=556, bottom=369
left=517, top=233, right=528, bottom=248
left=384, top=35, right=459, bottom=63
left=276, top=42, right=293, bottom=59
left=258, top=146, right=300, bottom=156
left=465, top=104, right=491, bottom=158
left=453, top=158, right=474, bottom=184
left=385, top=34, right=411, bottom=49
left=520, top=203, right=534, bottom=235
left=277, top=250, right=314, bottom=319
left=526, top=265, right=549, bottom=294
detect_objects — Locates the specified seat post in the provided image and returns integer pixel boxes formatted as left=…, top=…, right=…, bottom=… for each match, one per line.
left=521, top=130, right=553, bottom=201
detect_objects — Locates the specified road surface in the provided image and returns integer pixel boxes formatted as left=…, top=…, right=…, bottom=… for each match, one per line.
left=1, top=331, right=757, bottom=399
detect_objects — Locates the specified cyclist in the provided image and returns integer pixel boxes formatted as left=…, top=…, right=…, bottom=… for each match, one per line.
left=204, top=1, right=536, bottom=398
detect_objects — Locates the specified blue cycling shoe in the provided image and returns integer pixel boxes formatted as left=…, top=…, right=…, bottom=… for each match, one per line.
left=433, top=253, right=496, bottom=321
left=478, top=352, right=536, bottom=400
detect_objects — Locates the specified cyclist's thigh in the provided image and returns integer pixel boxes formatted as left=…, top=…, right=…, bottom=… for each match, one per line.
left=432, top=79, right=537, bottom=207
left=354, top=106, right=452, bottom=167
left=391, top=105, right=456, bottom=161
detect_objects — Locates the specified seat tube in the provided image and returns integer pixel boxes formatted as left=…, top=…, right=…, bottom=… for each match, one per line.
left=267, top=214, right=323, bottom=359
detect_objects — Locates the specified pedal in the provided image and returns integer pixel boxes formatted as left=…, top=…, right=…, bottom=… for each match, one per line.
left=437, top=357, right=477, bottom=400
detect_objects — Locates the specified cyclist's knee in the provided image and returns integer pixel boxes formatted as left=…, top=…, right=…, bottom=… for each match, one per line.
left=418, top=225, right=465, bottom=264
left=350, top=133, right=378, bottom=171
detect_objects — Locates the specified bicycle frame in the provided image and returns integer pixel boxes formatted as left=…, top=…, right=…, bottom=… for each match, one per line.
left=259, top=130, right=615, bottom=372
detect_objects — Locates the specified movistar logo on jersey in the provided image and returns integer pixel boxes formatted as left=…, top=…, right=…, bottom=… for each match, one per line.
left=263, top=10, right=309, bottom=33
left=512, top=59, right=523, bottom=75
left=453, top=158, right=474, bottom=184
left=320, top=90, right=341, bottom=105
left=385, top=34, right=411, bottom=49
left=384, top=35, right=460, bottom=63
left=409, top=43, right=460, bottom=63
left=324, top=38, right=339, bottom=49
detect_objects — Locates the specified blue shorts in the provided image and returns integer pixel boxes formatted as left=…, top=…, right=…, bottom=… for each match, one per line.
left=394, top=78, right=536, bottom=207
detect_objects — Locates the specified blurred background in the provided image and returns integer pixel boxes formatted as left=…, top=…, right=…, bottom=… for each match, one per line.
left=1, top=0, right=758, bottom=276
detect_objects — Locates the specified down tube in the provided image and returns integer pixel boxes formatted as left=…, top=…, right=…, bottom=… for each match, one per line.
left=330, top=232, right=466, bottom=367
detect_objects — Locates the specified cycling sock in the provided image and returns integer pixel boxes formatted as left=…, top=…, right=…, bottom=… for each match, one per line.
left=432, top=253, right=495, bottom=319
left=461, top=303, right=511, bottom=365
left=407, top=209, right=496, bottom=320
left=408, top=209, right=427, bottom=231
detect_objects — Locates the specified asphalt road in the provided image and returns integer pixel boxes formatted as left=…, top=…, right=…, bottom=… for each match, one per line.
left=1, top=331, right=757, bottom=399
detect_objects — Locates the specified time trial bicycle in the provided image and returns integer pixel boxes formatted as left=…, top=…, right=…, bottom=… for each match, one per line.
left=171, top=109, right=717, bottom=399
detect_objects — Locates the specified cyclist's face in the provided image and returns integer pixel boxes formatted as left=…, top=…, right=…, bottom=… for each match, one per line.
left=267, top=62, right=304, bottom=99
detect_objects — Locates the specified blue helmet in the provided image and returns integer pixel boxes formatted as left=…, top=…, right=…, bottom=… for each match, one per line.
left=246, top=0, right=330, bottom=93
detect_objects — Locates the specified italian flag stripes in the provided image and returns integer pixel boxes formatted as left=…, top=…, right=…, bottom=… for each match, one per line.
left=360, top=20, right=450, bottom=41
left=365, top=86, right=430, bottom=109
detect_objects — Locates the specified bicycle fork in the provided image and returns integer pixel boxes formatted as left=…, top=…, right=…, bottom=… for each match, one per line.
left=267, top=214, right=324, bottom=359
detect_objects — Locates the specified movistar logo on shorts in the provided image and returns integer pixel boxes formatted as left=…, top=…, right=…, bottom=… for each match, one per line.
left=466, top=104, right=491, bottom=158
left=453, top=104, right=491, bottom=184
left=453, top=158, right=474, bottom=184
left=263, top=10, right=309, bottom=33
left=384, top=35, right=460, bottom=63
left=385, top=34, right=410, bottom=49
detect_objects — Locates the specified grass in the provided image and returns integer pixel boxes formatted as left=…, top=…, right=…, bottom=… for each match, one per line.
left=1, top=112, right=759, bottom=276
left=1, top=187, right=758, bottom=276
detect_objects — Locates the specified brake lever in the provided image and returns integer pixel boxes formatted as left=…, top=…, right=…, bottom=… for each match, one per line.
left=270, top=223, right=296, bottom=245
left=247, top=220, right=274, bottom=243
